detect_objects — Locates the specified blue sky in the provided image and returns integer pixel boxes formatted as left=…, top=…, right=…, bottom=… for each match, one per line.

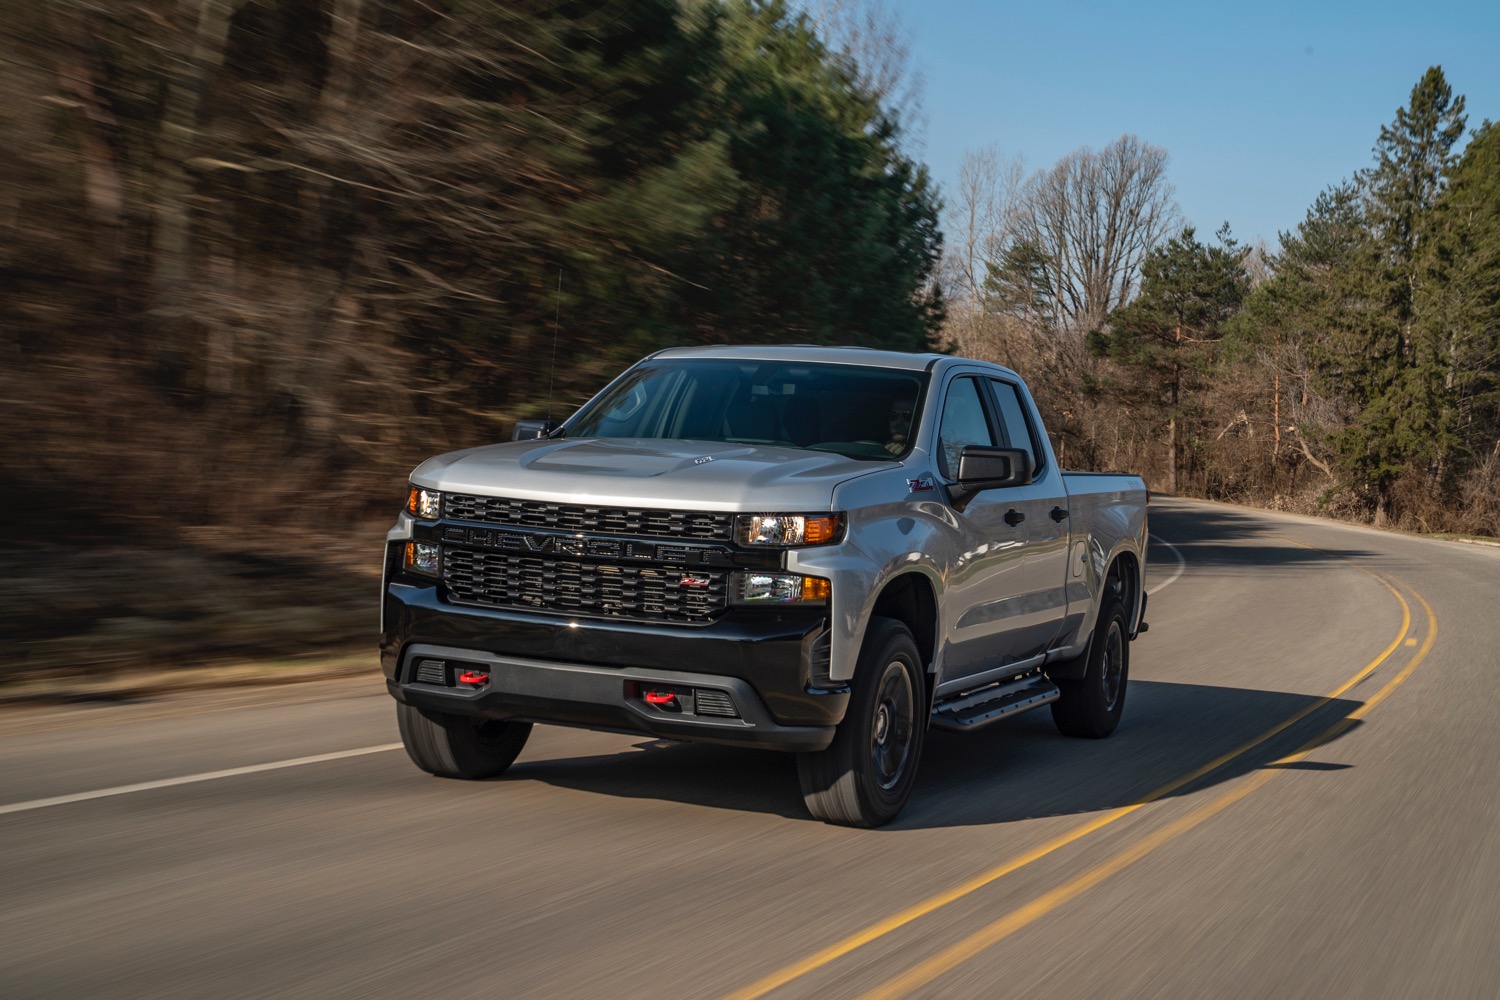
left=885, top=0, right=1500, bottom=249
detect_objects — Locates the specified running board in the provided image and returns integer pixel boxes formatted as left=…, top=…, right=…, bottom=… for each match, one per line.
left=930, top=675, right=1060, bottom=732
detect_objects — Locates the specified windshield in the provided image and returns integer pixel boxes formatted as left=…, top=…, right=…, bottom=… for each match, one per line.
left=565, top=359, right=928, bottom=460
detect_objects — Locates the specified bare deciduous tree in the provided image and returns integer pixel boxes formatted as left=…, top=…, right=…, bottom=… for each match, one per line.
left=1018, top=134, right=1180, bottom=337
left=937, top=135, right=1180, bottom=473
left=935, top=145, right=1028, bottom=369
left=940, top=144, right=1024, bottom=300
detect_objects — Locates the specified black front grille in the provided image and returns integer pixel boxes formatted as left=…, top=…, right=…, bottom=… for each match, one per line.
left=442, top=548, right=730, bottom=623
left=443, top=495, right=734, bottom=541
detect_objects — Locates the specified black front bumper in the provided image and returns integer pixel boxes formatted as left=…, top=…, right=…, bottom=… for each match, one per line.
left=381, top=582, right=846, bottom=752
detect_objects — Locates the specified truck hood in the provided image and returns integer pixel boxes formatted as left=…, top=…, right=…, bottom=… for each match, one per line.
left=411, top=438, right=890, bottom=511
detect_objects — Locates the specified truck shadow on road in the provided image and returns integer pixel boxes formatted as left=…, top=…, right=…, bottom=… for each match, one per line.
left=1149, top=503, right=1384, bottom=572
left=901, top=679, right=1362, bottom=829
left=498, top=679, right=1366, bottom=828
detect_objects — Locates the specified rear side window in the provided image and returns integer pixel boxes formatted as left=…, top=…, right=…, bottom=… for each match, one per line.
left=987, top=379, right=1042, bottom=474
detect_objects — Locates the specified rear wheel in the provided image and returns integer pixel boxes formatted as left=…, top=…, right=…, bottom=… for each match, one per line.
left=1051, top=591, right=1129, bottom=738
left=397, top=703, right=532, bottom=779
left=798, top=618, right=926, bottom=827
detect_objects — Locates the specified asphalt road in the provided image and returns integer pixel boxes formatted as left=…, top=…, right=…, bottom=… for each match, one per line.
left=3, top=498, right=1498, bottom=1000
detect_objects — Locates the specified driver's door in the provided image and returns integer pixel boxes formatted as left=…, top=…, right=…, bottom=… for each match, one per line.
left=936, top=375, right=1068, bottom=690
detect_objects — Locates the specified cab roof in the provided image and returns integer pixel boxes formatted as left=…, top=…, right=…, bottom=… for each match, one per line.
left=649, top=344, right=961, bottom=373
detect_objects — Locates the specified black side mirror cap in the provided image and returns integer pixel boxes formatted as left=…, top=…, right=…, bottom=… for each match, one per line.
left=949, top=446, right=1033, bottom=509
left=511, top=419, right=561, bottom=441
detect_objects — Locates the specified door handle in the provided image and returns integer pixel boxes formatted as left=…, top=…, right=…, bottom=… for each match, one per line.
left=1004, top=509, right=1025, bottom=527
left=1050, top=506, right=1069, bottom=522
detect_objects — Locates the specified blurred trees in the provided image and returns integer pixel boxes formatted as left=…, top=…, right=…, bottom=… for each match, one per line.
left=2, top=0, right=942, bottom=537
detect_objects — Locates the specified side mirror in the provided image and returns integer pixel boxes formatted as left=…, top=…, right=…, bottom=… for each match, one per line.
left=948, top=446, right=1033, bottom=509
left=511, top=419, right=561, bottom=441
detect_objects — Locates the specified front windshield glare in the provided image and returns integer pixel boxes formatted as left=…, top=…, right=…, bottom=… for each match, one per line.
left=566, top=359, right=927, bottom=461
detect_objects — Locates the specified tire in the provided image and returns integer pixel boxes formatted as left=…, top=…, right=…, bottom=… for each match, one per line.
left=1051, top=590, right=1129, bottom=738
left=397, top=703, right=532, bottom=779
left=798, top=617, right=926, bottom=827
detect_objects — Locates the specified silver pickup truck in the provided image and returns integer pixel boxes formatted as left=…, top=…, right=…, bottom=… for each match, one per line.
left=381, top=346, right=1149, bottom=826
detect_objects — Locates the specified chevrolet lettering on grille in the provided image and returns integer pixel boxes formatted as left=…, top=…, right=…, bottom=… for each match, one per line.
left=444, top=525, right=719, bottom=565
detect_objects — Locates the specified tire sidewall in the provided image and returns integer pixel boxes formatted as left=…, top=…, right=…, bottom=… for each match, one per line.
left=1086, top=593, right=1129, bottom=732
left=845, top=619, right=926, bottom=822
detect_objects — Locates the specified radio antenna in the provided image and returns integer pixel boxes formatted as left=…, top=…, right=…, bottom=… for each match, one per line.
left=546, top=269, right=561, bottom=429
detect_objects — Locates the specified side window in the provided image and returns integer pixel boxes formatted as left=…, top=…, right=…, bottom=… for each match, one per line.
left=988, top=379, right=1040, bottom=473
left=937, top=377, right=995, bottom=479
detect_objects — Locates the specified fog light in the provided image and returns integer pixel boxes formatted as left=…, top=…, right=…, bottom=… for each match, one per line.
left=405, top=541, right=440, bottom=576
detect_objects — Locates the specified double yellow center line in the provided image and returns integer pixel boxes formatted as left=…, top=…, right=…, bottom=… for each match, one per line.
left=724, top=546, right=1437, bottom=1000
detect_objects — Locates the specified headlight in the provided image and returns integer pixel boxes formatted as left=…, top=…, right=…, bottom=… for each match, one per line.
left=732, top=572, right=831, bottom=605
left=407, top=486, right=442, bottom=519
left=404, top=541, right=440, bottom=577
left=735, top=513, right=843, bottom=547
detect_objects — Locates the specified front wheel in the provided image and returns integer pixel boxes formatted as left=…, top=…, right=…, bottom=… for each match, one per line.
left=397, top=703, right=532, bottom=779
left=1051, top=591, right=1129, bottom=738
left=798, top=618, right=926, bottom=827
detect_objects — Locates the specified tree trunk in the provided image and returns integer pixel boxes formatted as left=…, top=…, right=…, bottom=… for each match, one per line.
left=1168, top=314, right=1181, bottom=493
left=152, top=0, right=241, bottom=297
left=1272, top=368, right=1281, bottom=457
left=1271, top=333, right=1282, bottom=461
left=1167, top=413, right=1177, bottom=493
left=49, top=7, right=125, bottom=341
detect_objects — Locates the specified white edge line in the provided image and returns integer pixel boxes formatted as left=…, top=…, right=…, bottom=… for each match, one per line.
left=0, top=743, right=404, bottom=817
left=1147, top=534, right=1185, bottom=595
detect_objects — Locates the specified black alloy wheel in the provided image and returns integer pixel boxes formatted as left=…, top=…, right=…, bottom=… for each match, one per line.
left=1051, top=589, right=1130, bottom=739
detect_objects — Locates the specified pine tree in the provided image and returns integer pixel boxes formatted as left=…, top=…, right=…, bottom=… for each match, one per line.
left=983, top=238, right=1057, bottom=335
left=1337, top=66, right=1467, bottom=520
left=1368, top=65, right=1468, bottom=356
left=1416, top=120, right=1500, bottom=498
left=1223, top=183, right=1369, bottom=483
left=1096, top=225, right=1250, bottom=492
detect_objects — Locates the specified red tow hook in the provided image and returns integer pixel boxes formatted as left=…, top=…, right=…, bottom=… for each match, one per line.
left=456, top=670, right=490, bottom=687
left=643, top=689, right=679, bottom=709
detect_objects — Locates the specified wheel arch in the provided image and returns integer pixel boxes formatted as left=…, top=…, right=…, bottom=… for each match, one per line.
left=868, top=570, right=938, bottom=706
left=1105, top=548, right=1144, bottom=637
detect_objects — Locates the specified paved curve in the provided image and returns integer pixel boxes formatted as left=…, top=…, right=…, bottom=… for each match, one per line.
left=1, top=498, right=1497, bottom=999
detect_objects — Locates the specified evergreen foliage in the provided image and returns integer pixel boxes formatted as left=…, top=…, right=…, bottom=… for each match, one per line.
left=1335, top=66, right=1468, bottom=515
left=1416, top=120, right=1500, bottom=471
left=1059, top=65, right=1497, bottom=530
left=1097, top=226, right=1250, bottom=491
